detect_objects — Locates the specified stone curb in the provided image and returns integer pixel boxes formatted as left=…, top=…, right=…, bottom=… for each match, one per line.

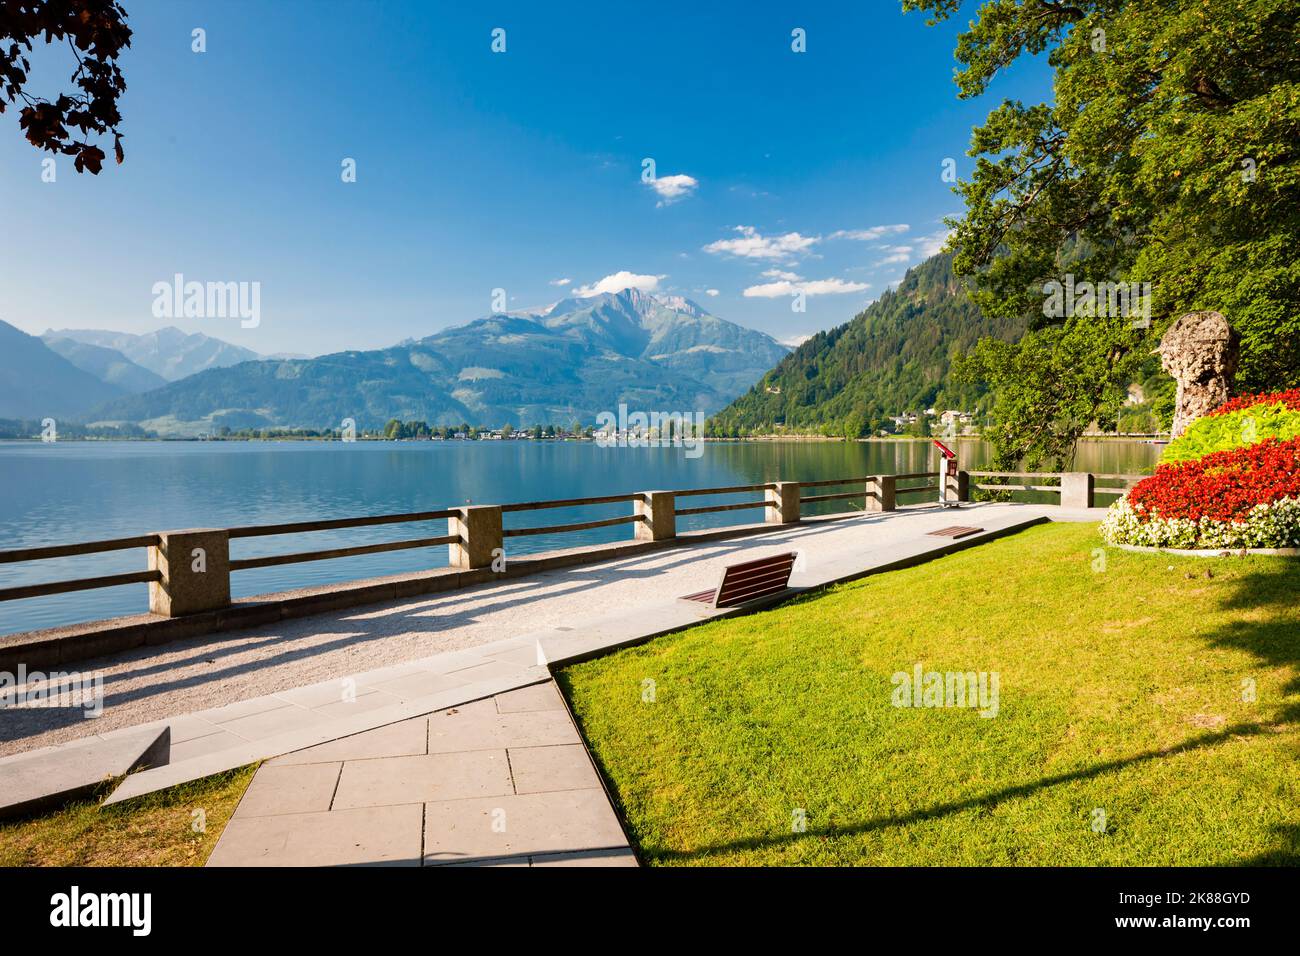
left=1113, top=543, right=1300, bottom=558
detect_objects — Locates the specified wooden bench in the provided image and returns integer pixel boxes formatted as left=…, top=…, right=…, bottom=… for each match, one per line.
left=926, top=525, right=984, bottom=539
left=679, top=552, right=797, bottom=611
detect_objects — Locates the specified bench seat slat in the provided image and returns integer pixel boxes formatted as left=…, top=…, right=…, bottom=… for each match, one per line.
left=716, top=567, right=794, bottom=599
left=722, top=572, right=790, bottom=600
left=679, top=551, right=797, bottom=610
left=718, top=587, right=784, bottom=608
left=719, top=563, right=794, bottom=588
left=718, top=553, right=797, bottom=575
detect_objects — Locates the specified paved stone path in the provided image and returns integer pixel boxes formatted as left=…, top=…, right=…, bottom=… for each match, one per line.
left=1, top=502, right=1109, bottom=866
left=208, top=681, right=635, bottom=867
left=3, top=502, right=1093, bottom=759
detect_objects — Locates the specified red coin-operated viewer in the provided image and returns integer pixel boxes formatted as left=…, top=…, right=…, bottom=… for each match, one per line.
left=932, top=439, right=961, bottom=508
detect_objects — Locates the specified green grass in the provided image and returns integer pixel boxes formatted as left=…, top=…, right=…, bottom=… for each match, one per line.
left=0, top=764, right=256, bottom=866
left=558, top=523, right=1300, bottom=866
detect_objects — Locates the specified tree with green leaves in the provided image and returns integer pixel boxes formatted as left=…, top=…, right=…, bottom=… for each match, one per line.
left=906, top=0, right=1300, bottom=468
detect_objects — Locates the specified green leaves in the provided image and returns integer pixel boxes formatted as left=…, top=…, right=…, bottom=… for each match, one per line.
left=954, top=316, right=1145, bottom=469
left=904, top=0, right=1092, bottom=97
left=914, top=0, right=1300, bottom=465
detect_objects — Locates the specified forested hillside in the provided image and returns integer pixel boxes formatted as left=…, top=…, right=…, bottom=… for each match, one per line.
left=708, top=253, right=1027, bottom=437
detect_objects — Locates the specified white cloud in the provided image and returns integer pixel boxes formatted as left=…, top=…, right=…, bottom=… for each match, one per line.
left=743, top=277, right=870, bottom=298
left=761, top=268, right=802, bottom=281
left=704, top=288, right=720, bottom=297
left=874, top=245, right=913, bottom=266
left=646, top=173, right=699, bottom=205
left=916, top=229, right=952, bottom=257
left=571, top=270, right=666, bottom=297
left=796, top=278, right=872, bottom=295
left=830, top=224, right=910, bottom=241
left=704, top=226, right=819, bottom=261
left=548, top=277, right=572, bottom=287
left=781, top=333, right=811, bottom=348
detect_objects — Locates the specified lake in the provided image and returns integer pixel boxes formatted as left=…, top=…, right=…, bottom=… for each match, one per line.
left=0, top=438, right=1161, bottom=635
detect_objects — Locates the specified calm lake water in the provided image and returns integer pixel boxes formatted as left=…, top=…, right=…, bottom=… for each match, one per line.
left=0, top=438, right=1160, bottom=635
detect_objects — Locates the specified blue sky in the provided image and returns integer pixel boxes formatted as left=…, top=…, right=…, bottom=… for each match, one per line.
left=0, top=0, right=1052, bottom=356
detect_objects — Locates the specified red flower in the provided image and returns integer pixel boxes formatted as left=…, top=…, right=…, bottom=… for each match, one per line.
left=1129, top=437, right=1300, bottom=523
left=1208, top=388, right=1300, bottom=418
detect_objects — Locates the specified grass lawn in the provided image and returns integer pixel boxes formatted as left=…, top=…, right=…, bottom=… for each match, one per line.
left=0, top=764, right=256, bottom=866
left=558, top=522, right=1300, bottom=866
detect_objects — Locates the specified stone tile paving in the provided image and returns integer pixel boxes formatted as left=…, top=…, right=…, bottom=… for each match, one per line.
left=2, top=504, right=1107, bottom=829
left=1, top=502, right=1094, bottom=760
left=5, top=504, right=1102, bottom=811
left=207, top=681, right=636, bottom=867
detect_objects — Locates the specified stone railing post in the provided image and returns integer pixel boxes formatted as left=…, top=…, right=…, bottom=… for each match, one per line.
left=1060, top=472, right=1095, bottom=509
left=148, top=528, right=231, bottom=617
left=956, top=470, right=971, bottom=503
left=865, top=475, right=896, bottom=512
left=449, top=505, right=503, bottom=570
left=635, top=491, right=676, bottom=542
left=765, top=481, right=800, bottom=524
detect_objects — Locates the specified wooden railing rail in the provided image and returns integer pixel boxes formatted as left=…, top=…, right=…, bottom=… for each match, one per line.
left=970, top=471, right=1149, bottom=506
left=229, top=534, right=462, bottom=571
left=0, top=569, right=162, bottom=604
left=499, top=493, right=643, bottom=514
left=799, top=476, right=873, bottom=489
left=974, top=482, right=1061, bottom=493
left=0, top=533, right=164, bottom=605
left=0, top=468, right=1148, bottom=621
left=227, top=509, right=458, bottom=538
left=0, top=533, right=161, bottom=563
left=967, top=471, right=1061, bottom=480
left=800, top=490, right=870, bottom=504
left=671, top=483, right=773, bottom=497
left=503, top=514, right=640, bottom=538
left=676, top=500, right=767, bottom=517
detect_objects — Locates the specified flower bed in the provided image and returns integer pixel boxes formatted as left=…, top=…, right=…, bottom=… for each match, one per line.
left=1207, top=388, right=1300, bottom=418
left=1161, top=404, right=1300, bottom=463
left=1102, top=437, right=1300, bottom=549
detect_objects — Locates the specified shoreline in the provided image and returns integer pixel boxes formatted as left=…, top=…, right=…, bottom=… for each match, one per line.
left=0, top=434, right=1169, bottom=445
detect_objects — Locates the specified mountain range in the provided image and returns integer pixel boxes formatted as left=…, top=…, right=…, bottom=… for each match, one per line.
left=0, top=321, right=124, bottom=420
left=40, top=289, right=787, bottom=435
left=43, top=327, right=271, bottom=381
left=39, top=335, right=169, bottom=393
left=709, top=253, right=1028, bottom=436
left=5, top=258, right=1019, bottom=437
left=1, top=322, right=276, bottom=421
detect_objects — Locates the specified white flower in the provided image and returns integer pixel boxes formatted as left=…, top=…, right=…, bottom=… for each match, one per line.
left=1101, top=495, right=1300, bottom=549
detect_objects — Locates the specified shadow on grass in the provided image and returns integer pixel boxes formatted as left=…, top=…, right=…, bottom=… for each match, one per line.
left=638, top=552, right=1300, bottom=866
left=1201, top=556, right=1300, bottom=709
left=1237, top=824, right=1300, bottom=866
left=645, top=720, right=1284, bottom=865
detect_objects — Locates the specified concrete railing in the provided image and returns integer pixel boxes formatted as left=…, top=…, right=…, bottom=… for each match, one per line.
left=0, top=468, right=1138, bottom=622
left=967, top=472, right=1146, bottom=508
